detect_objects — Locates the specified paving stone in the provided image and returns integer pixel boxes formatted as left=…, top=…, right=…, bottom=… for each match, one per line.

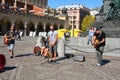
left=0, top=37, right=120, bottom=80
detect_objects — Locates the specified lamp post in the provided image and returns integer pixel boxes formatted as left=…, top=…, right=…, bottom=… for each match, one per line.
left=72, top=12, right=74, bottom=37
left=62, top=7, right=68, bottom=29
left=73, top=23, right=74, bottom=37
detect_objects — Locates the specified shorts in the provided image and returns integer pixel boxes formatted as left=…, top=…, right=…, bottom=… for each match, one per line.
left=8, top=44, right=15, bottom=50
left=49, top=44, right=57, bottom=53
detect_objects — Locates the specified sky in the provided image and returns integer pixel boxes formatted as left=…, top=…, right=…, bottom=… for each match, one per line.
left=48, top=0, right=103, bottom=9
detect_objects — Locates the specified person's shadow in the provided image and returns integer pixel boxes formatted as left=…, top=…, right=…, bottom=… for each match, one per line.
left=56, top=53, right=74, bottom=62
left=15, top=53, right=33, bottom=58
left=0, top=66, right=17, bottom=73
left=102, top=59, right=111, bottom=66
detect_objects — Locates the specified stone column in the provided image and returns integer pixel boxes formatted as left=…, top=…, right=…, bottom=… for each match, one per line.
left=39, top=0, right=42, bottom=7
left=43, top=23, right=46, bottom=32
left=2, top=0, right=5, bottom=9
left=58, top=25, right=60, bottom=29
left=24, top=0, right=27, bottom=13
left=2, top=0, right=5, bottom=4
left=45, top=0, right=48, bottom=8
left=35, top=23, right=38, bottom=30
left=34, top=23, right=38, bottom=37
left=24, top=22, right=27, bottom=36
left=57, top=39, right=65, bottom=57
left=14, top=0, right=17, bottom=11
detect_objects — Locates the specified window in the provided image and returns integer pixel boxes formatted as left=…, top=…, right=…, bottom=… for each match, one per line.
left=74, top=11, right=76, bottom=13
left=69, top=16, right=72, bottom=19
left=73, top=16, right=76, bottom=19
left=73, top=20, right=76, bottom=24
left=70, top=21, right=72, bottom=24
left=74, top=25, right=76, bottom=28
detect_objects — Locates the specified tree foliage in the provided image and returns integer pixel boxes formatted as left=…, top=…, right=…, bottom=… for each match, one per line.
left=81, top=15, right=95, bottom=32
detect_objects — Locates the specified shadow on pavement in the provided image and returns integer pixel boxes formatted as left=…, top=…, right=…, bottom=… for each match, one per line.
left=0, top=66, right=17, bottom=73
left=102, top=59, right=111, bottom=66
left=15, top=53, right=33, bottom=57
left=56, top=53, right=74, bottom=61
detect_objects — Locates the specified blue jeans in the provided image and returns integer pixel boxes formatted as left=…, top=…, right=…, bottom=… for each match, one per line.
left=87, top=36, right=93, bottom=45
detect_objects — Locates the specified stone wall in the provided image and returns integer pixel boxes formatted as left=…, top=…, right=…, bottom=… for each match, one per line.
left=66, top=37, right=120, bottom=55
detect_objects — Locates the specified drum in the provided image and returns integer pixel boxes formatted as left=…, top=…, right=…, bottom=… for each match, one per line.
left=33, top=46, right=41, bottom=56
left=0, top=54, right=6, bottom=70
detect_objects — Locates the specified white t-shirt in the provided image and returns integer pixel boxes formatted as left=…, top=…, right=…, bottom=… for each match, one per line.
left=36, top=36, right=42, bottom=47
left=48, top=30, right=58, bottom=43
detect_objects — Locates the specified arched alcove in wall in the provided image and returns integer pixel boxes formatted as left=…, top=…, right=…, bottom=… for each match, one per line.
left=59, top=24, right=64, bottom=29
left=36, top=22, right=43, bottom=36
left=0, top=17, right=11, bottom=35
left=45, top=23, right=51, bottom=33
left=26, top=20, right=35, bottom=36
left=53, top=23, right=58, bottom=30
left=14, top=19, right=24, bottom=31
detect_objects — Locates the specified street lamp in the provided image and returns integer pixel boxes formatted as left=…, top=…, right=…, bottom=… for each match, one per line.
left=62, top=7, right=69, bottom=29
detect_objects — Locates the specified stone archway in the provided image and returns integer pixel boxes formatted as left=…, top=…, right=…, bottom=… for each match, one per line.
left=14, top=19, right=24, bottom=31
left=45, top=23, right=51, bottom=33
left=36, top=22, right=43, bottom=36
left=0, top=17, right=11, bottom=35
left=14, top=19, right=24, bottom=36
left=26, top=21, right=35, bottom=36
left=53, top=23, right=58, bottom=30
left=59, top=24, right=64, bottom=29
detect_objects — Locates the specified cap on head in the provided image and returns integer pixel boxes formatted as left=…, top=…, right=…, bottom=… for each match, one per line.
left=96, top=27, right=101, bottom=31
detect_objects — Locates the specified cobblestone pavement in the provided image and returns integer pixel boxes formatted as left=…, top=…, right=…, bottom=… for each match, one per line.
left=0, top=37, right=120, bottom=80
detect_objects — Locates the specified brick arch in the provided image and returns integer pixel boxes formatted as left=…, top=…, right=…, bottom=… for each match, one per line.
left=36, top=22, right=43, bottom=36
left=26, top=20, right=35, bottom=36
left=0, top=17, right=11, bottom=35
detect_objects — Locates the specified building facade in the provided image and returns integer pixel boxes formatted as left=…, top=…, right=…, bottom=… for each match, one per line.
left=0, top=0, right=65, bottom=36
left=56, top=4, right=90, bottom=29
left=0, top=0, right=48, bottom=8
left=0, top=0, right=48, bottom=16
left=17, top=0, right=48, bottom=8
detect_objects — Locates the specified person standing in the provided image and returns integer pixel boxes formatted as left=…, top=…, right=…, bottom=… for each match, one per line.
left=92, top=28, right=106, bottom=67
left=48, top=25, right=58, bottom=63
left=4, top=25, right=16, bottom=59
left=87, top=26, right=95, bottom=45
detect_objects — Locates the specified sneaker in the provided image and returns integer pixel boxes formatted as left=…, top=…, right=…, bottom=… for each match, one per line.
left=53, top=60, right=59, bottom=64
left=48, top=60, right=53, bottom=63
left=54, top=60, right=56, bottom=63
left=96, top=63, right=102, bottom=67
left=87, top=42, right=89, bottom=45
left=10, top=56, right=13, bottom=59
left=42, top=56, right=45, bottom=59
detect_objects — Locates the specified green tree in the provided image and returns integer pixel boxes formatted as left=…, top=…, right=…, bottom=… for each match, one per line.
left=81, top=15, right=95, bottom=32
